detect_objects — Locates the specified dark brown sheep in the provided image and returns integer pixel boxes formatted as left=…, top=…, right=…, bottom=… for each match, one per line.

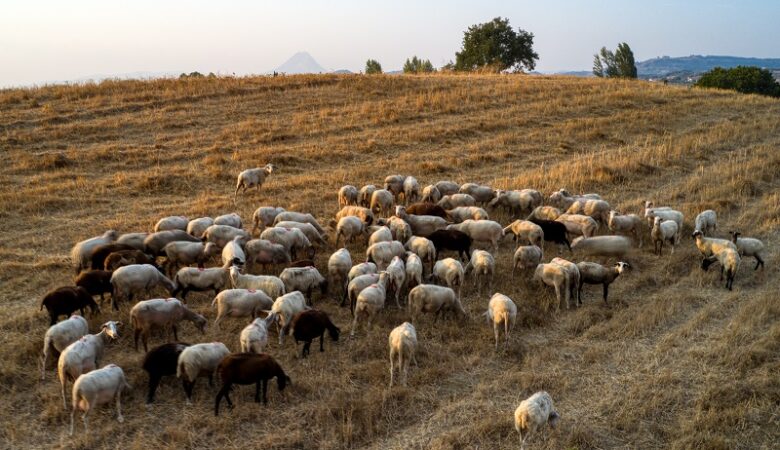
left=289, top=309, right=340, bottom=358
left=74, top=270, right=113, bottom=302
left=88, top=243, right=136, bottom=270
left=40, top=286, right=100, bottom=325
left=142, top=342, right=190, bottom=404
left=427, top=229, right=473, bottom=262
left=104, top=249, right=158, bottom=271
left=530, top=219, right=571, bottom=251
left=406, top=202, right=450, bottom=219
left=214, top=353, right=290, bottom=416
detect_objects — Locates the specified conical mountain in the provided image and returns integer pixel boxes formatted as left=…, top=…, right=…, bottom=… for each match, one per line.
left=274, top=52, right=328, bottom=74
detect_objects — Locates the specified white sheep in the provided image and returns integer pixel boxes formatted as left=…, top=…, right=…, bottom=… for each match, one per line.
left=405, top=252, right=423, bottom=290
left=272, top=291, right=310, bottom=344
left=514, top=391, right=560, bottom=449
left=279, top=266, right=327, bottom=303
left=328, top=248, right=352, bottom=303
left=607, top=210, right=644, bottom=248
left=693, top=210, right=717, bottom=236
left=260, top=226, right=314, bottom=260
left=434, top=180, right=459, bottom=196
left=235, top=163, right=275, bottom=199
left=384, top=174, right=406, bottom=201
left=512, top=245, right=544, bottom=278
left=57, top=321, right=120, bottom=408
left=240, top=313, right=277, bottom=353
left=348, top=273, right=380, bottom=316
left=447, top=206, right=489, bottom=223
left=155, top=216, right=189, bottom=232
left=437, top=194, right=476, bottom=209
left=533, top=263, right=569, bottom=312
left=348, top=261, right=377, bottom=281
left=550, top=257, right=580, bottom=309
left=221, top=235, right=247, bottom=268
left=651, top=217, right=678, bottom=255
left=556, top=213, right=598, bottom=238
left=366, top=240, right=406, bottom=271
left=350, top=272, right=391, bottom=336
left=252, top=206, right=286, bottom=234
left=576, top=261, right=629, bottom=305
left=116, top=232, right=148, bottom=251
left=212, top=289, right=274, bottom=328
left=371, top=189, right=395, bottom=217
left=386, top=216, right=413, bottom=243
left=394, top=205, right=448, bottom=237
left=385, top=256, right=407, bottom=308
left=41, top=315, right=89, bottom=380
left=407, top=284, right=467, bottom=323
left=565, top=199, right=611, bottom=228
left=214, top=212, right=243, bottom=229
left=489, top=189, right=539, bottom=217
left=335, top=205, right=375, bottom=226
left=229, top=266, right=285, bottom=299
left=177, top=342, right=230, bottom=402
left=144, top=230, right=202, bottom=256
left=69, top=364, right=130, bottom=436
left=431, top=258, right=465, bottom=300
left=110, top=264, right=176, bottom=308
left=274, top=211, right=326, bottom=233
left=336, top=215, right=369, bottom=246
left=338, top=185, right=359, bottom=208
left=503, top=220, right=544, bottom=248
left=359, top=184, right=377, bottom=208
left=403, top=176, right=421, bottom=204
left=459, top=183, right=495, bottom=205
left=645, top=207, right=684, bottom=241
left=526, top=206, right=561, bottom=221
left=464, top=249, right=495, bottom=295
left=186, top=217, right=214, bottom=238
left=162, top=241, right=219, bottom=276
left=405, top=236, right=436, bottom=275
left=485, top=293, right=517, bottom=349
left=702, top=247, right=741, bottom=290
left=275, top=221, right=328, bottom=247
left=203, top=224, right=251, bottom=248
left=692, top=230, right=737, bottom=258
left=549, top=188, right=601, bottom=210
left=730, top=231, right=766, bottom=270
left=421, top=185, right=441, bottom=203
left=388, top=322, right=418, bottom=387
left=244, top=238, right=291, bottom=270
left=70, top=230, right=119, bottom=274
left=130, top=298, right=207, bottom=351
left=570, top=235, right=632, bottom=259
left=368, top=226, right=393, bottom=246
left=447, top=219, right=504, bottom=251
left=173, top=267, right=230, bottom=301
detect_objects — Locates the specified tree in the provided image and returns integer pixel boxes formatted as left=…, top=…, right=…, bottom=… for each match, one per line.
left=695, top=66, right=780, bottom=97
left=403, top=56, right=435, bottom=74
left=454, top=17, right=538, bottom=73
left=365, top=59, right=382, bottom=75
left=593, top=43, right=637, bottom=78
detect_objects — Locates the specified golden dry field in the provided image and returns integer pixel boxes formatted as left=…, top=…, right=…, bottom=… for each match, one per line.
left=0, top=74, right=778, bottom=449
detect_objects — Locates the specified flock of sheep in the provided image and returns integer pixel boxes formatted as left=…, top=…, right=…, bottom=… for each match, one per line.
left=37, top=164, right=768, bottom=448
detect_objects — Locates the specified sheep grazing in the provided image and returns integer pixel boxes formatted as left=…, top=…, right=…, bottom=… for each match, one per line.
left=485, top=293, right=517, bottom=349
left=244, top=238, right=291, bottom=271
left=235, top=163, right=275, bottom=199
left=40, top=286, right=99, bottom=326
left=702, top=247, right=741, bottom=290
left=351, top=271, right=392, bottom=336
left=155, top=216, right=188, bottom=232
left=489, top=189, right=540, bottom=218
left=459, top=183, right=495, bottom=206
left=336, top=215, right=369, bottom=246
left=88, top=243, right=137, bottom=270
left=608, top=210, right=644, bottom=248
left=421, top=185, right=441, bottom=203
left=533, top=263, right=570, bottom=312
left=395, top=205, right=448, bottom=238
left=651, top=217, right=678, bottom=255
left=142, top=342, right=190, bottom=404
left=387, top=216, right=413, bottom=244
left=336, top=205, right=375, bottom=226
left=446, top=219, right=504, bottom=251
left=348, top=273, right=380, bottom=316
left=116, top=232, right=149, bottom=251
left=240, top=314, right=277, bottom=354
left=273, top=211, right=326, bottom=233
left=576, top=261, right=629, bottom=305
left=41, top=315, right=89, bottom=380
left=570, top=235, right=632, bottom=260
left=388, top=322, right=418, bottom=387
left=328, top=248, right=352, bottom=303
left=407, top=284, right=467, bottom=323
left=549, top=188, right=601, bottom=210
left=405, top=236, right=436, bottom=275
left=693, top=210, right=717, bottom=236
left=348, top=262, right=378, bottom=281
left=272, top=291, right=310, bottom=345
left=514, top=391, right=560, bottom=450
left=384, top=174, right=406, bottom=202
left=555, top=213, right=598, bottom=239
left=74, top=270, right=113, bottom=303
left=275, top=221, right=328, bottom=247
left=434, top=180, right=460, bottom=196
left=359, top=184, right=377, bottom=208
left=215, top=213, right=243, bottom=229
left=57, top=321, right=120, bottom=408
left=288, top=309, right=340, bottom=358
left=228, top=267, right=285, bottom=300
left=371, top=189, right=396, bottom=217
left=212, top=289, right=274, bottom=329
left=526, top=205, right=561, bottom=221
left=427, top=229, right=473, bottom=262
left=366, top=240, right=406, bottom=271
left=163, top=241, right=219, bottom=277
left=529, top=219, right=571, bottom=252
left=368, top=226, right=393, bottom=246
left=512, top=245, right=544, bottom=278
left=221, top=236, right=247, bottom=268
left=385, top=256, right=407, bottom=308
left=692, top=230, right=737, bottom=258
left=130, top=298, right=207, bottom=352
left=251, top=206, right=286, bottom=234
left=403, top=176, right=421, bottom=204
left=405, top=252, right=424, bottom=290
left=730, top=231, right=766, bottom=270
left=565, top=199, right=611, bottom=228
left=645, top=207, right=684, bottom=241
left=503, top=220, right=544, bottom=248
left=405, top=202, right=449, bottom=219
left=144, top=230, right=201, bottom=256
left=70, top=230, right=119, bottom=274
left=177, top=342, right=231, bottom=403
left=173, top=267, right=230, bottom=301
left=447, top=206, right=489, bottom=223
left=187, top=217, right=215, bottom=238
left=111, top=264, right=176, bottom=309
left=279, top=266, right=328, bottom=304
left=69, top=364, right=130, bottom=436
left=103, top=249, right=157, bottom=271
left=214, top=353, right=291, bottom=415
left=438, top=193, right=476, bottom=209
left=464, top=249, right=495, bottom=296
left=550, top=257, right=580, bottom=309
left=260, top=227, right=314, bottom=260
left=202, top=225, right=251, bottom=249
left=338, top=185, right=359, bottom=208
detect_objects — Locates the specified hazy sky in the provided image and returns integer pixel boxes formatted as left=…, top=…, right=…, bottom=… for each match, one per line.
left=1, top=0, right=778, bottom=87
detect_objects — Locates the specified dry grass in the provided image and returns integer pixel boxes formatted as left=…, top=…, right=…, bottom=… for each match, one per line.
left=1, top=74, right=778, bottom=449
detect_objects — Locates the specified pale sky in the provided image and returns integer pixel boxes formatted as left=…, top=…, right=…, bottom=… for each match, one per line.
left=1, top=0, right=778, bottom=87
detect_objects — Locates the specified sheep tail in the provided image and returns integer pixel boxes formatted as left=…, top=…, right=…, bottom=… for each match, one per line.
left=211, top=296, right=219, bottom=308
left=176, top=359, right=185, bottom=379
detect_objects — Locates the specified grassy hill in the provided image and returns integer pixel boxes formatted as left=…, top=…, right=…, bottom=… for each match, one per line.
left=0, top=74, right=778, bottom=449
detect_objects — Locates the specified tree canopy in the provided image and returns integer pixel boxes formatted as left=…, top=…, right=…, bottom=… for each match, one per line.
left=403, top=56, right=435, bottom=74
left=365, top=59, right=382, bottom=75
left=695, top=66, right=780, bottom=97
left=593, top=43, right=637, bottom=78
left=454, top=17, right=538, bottom=73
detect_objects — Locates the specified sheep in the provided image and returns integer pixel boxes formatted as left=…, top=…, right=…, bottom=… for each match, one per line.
left=252, top=206, right=286, bottom=234
left=405, top=202, right=449, bottom=219
left=405, top=236, right=436, bottom=275
left=405, top=252, right=424, bottom=290
left=289, top=309, right=340, bottom=358
left=328, top=248, right=352, bottom=303
left=155, top=216, right=188, bottom=232
left=421, top=185, right=441, bottom=203
left=692, top=230, right=737, bottom=258
left=275, top=221, right=328, bottom=247
left=533, top=263, right=569, bottom=312
left=111, top=264, right=176, bottom=309
left=75, top=270, right=113, bottom=303
left=428, top=229, right=473, bottom=262
left=431, top=258, right=465, bottom=300
left=272, top=291, right=310, bottom=345
left=503, top=220, right=544, bottom=248
left=348, top=262, right=377, bottom=281
left=215, top=213, right=243, bottom=229
left=70, top=230, right=118, bottom=274
left=214, top=353, right=291, bottom=415
left=142, top=342, right=190, bottom=404
left=235, top=163, right=275, bottom=199
left=366, top=240, right=406, bottom=271
left=651, top=217, right=678, bottom=255
left=549, top=188, right=601, bottom=210
left=489, top=189, right=539, bottom=217
left=576, top=261, right=629, bottom=305
left=221, top=236, right=247, bottom=268
left=187, top=217, right=214, bottom=238
left=385, top=256, right=407, bottom=308
left=368, top=226, right=393, bottom=246
left=335, top=215, right=369, bottom=246
left=338, top=185, right=359, bottom=208
left=41, top=315, right=89, bottom=380
left=526, top=206, right=561, bottom=221
left=565, top=199, right=611, bottom=228
left=403, top=176, right=421, bottom=204
left=244, top=238, right=291, bottom=271
left=359, top=184, right=377, bottom=208
left=212, top=289, right=274, bottom=329
left=163, top=241, right=220, bottom=276
left=173, top=267, right=230, bottom=301
left=446, top=219, right=504, bottom=251
left=434, top=180, right=459, bottom=196
left=177, top=342, right=231, bottom=403
left=348, top=273, right=380, bottom=316
left=40, top=286, right=100, bottom=326
left=103, top=249, right=157, bottom=271
left=386, top=216, right=413, bottom=243
left=350, top=272, right=392, bottom=336
left=692, top=209, right=717, bottom=236
left=702, top=247, right=741, bottom=290
left=730, top=231, right=766, bottom=270
left=384, top=174, right=406, bottom=201
left=260, top=226, right=314, bottom=260
left=514, top=391, right=560, bottom=450
left=57, top=321, right=120, bottom=409
left=370, top=189, right=395, bottom=217
left=570, top=236, right=632, bottom=259
left=130, top=298, right=207, bottom=352
left=228, top=266, right=286, bottom=299
left=550, top=257, right=580, bottom=308
left=407, top=284, right=467, bottom=323
left=447, top=206, right=489, bottom=223
left=529, top=219, right=571, bottom=252
left=608, top=210, right=644, bottom=247
left=459, top=183, right=495, bottom=206
left=485, top=293, right=517, bottom=349
left=512, top=243, right=544, bottom=277
left=464, top=249, right=495, bottom=296
left=555, top=213, right=598, bottom=239
left=69, top=364, right=130, bottom=436
left=437, top=194, right=476, bottom=209
left=116, top=232, right=149, bottom=251
left=279, top=266, right=328, bottom=304
left=144, top=230, right=202, bottom=256
left=645, top=208, right=684, bottom=241
left=335, top=205, right=375, bottom=227
left=202, top=225, right=251, bottom=249
left=88, top=243, right=137, bottom=270
left=388, top=322, right=418, bottom=387
left=240, top=313, right=276, bottom=354
left=395, top=205, right=448, bottom=238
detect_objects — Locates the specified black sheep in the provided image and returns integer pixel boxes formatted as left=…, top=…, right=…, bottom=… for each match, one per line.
left=88, top=243, right=136, bottom=270
left=530, top=219, right=571, bottom=251
left=427, top=229, right=473, bottom=262
left=142, top=342, right=190, bottom=404
left=289, top=309, right=340, bottom=358
left=40, top=286, right=100, bottom=325
left=74, top=270, right=113, bottom=302
left=215, top=353, right=290, bottom=415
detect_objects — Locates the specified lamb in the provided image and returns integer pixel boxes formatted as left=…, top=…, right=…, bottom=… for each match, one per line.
left=405, top=252, right=424, bottom=290
left=447, top=206, right=489, bottom=223
left=335, top=215, right=369, bottom=246
left=240, top=313, right=277, bottom=354
left=202, top=225, right=251, bottom=249
left=40, top=286, right=100, bottom=326
left=645, top=208, right=684, bottom=241
left=431, top=258, right=465, bottom=299
left=514, top=391, right=560, bottom=450
left=407, top=284, right=467, bottom=323
left=693, top=210, right=717, bottom=236
left=730, top=231, right=765, bottom=270
left=144, top=230, right=202, bottom=256
left=437, top=194, right=476, bottom=209
left=366, top=240, right=406, bottom=271
left=173, top=267, right=230, bottom=301
left=75, top=270, right=113, bottom=303
left=489, top=189, right=540, bottom=217
left=335, top=205, right=375, bottom=226
left=103, top=249, right=157, bottom=271
left=348, top=262, right=377, bottom=281
left=328, top=248, right=352, bottom=303
left=187, top=217, right=215, bottom=238
left=702, top=247, right=741, bottom=290
left=388, top=322, right=418, bottom=387
left=464, top=249, right=495, bottom=296
left=434, top=180, right=460, bottom=196
left=550, top=257, right=580, bottom=309
left=651, top=217, right=678, bottom=255
left=529, top=219, right=571, bottom=252
left=215, top=213, right=243, bottom=229
left=251, top=206, right=286, bottom=234
left=503, top=220, right=544, bottom=248
left=405, top=202, right=449, bottom=219
left=272, top=291, right=310, bottom=344
left=130, top=298, right=207, bottom=352
left=244, top=238, right=291, bottom=271
left=177, top=342, right=231, bottom=403
left=384, top=174, right=406, bottom=201
left=533, top=263, right=570, bottom=312
left=526, top=206, right=561, bottom=221
left=275, top=221, right=328, bottom=247
left=235, top=163, right=275, bottom=199
left=228, top=266, right=285, bottom=299
left=163, top=241, right=219, bottom=276
left=565, top=199, right=611, bottom=228
left=386, top=216, right=413, bottom=242
left=221, top=236, right=247, bottom=268
left=421, top=184, right=441, bottom=203
left=403, top=176, right=421, bottom=204
left=57, top=321, right=120, bottom=408
left=214, top=353, right=290, bottom=415
left=458, top=183, right=495, bottom=205
left=446, top=219, right=504, bottom=251
left=370, top=189, right=395, bottom=217
left=279, top=266, right=328, bottom=303
left=111, top=264, right=176, bottom=309
left=385, top=256, right=407, bottom=308
left=556, top=213, right=599, bottom=238
left=692, top=230, right=737, bottom=258
left=116, top=232, right=149, bottom=251
left=155, top=216, right=188, bottom=232
left=69, top=364, right=130, bottom=436
left=41, top=315, right=89, bottom=380
left=395, top=205, right=448, bottom=237
left=368, top=226, right=393, bottom=246
left=260, top=226, right=314, bottom=260
left=142, top=342, right=190, bottom=404
left=88, top=243, right=137, bottom=270
left=289, top=309, right=340, bottom=358
left=512, top=245, right=544, bottom=278
left=348, top=273, right=380, bottom=316
left=485, top=293, right=517, bottom=349
left=570, top=236, right=632, bottom=259
left=576, top=261, right=629, bottom=305
left=427, top=229, right=473, bottom=262
left=405, top=236, right=436, bottom=275
left=212, top=289, right=274, bottom=329
left=608, top=210, right=644, bottom=247
left=359, top=184, right=377, bottom=208
left=338, top=185, right=359, bottom=207
left=70, top=230, right=119, bottom=274
left=350, top=271, right=392, bottom=336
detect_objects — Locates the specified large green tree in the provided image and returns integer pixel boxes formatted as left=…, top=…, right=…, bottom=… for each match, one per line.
left=593, top=42, right=637, bottom=78
left=403, top=56, right=435, bottom=74
left=365, top=59, right=382, bottom=75
left=454, top=17, right=538, bottom=73
left=695, top=66, right=780, bottom=97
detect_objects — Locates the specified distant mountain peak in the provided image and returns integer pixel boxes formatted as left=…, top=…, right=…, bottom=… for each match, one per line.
left=274, top=52, right=327, bottom=74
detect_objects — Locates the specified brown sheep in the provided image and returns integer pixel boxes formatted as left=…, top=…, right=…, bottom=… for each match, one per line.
left=214, top=353, right=291, bottom=415
left=288, top=309, right=340, bottom=358
left=40, top=286, right=100, bottom=325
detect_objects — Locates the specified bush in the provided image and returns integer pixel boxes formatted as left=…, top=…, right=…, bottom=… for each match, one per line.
left=403, top=56, right=434, bottom=74
left=695, top=66, right=780, bottom=97
left=365, top=59, right=382, bottom=75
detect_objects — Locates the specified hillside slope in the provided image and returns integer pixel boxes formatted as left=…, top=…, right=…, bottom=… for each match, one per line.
left=0, top=74, right=778, bottom=449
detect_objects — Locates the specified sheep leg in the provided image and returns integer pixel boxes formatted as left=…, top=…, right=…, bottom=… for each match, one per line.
left=603, top=284, right=610, bottom=305
left=320, top=333, right=325, bottom=352
left=115, top=389, right=124, bottom=423
left=755, top=256, right=763, bottom=270
left=81, top=407, right=90, bottom=436
left=262, top=379, right=268, bottom=404
left=61, top=379, right=68, bottom=409
left=389, top=349, right=396, bottom=387
left=146, top=375, right=161, bottom=404
left=350, top=312, right=360, bottom=337
left=494, top=323, right=499, bottom=350
left=69, top=403, right=77, bottom=436
left=255, top=382, right=262, bottom=402
left=214, top=383, right=232, bottom=415
left=134, top=329, right=141, bottom=352
left=172, top=325, right=178, bottom=341
left=182, top=379, right=195, bottom=403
